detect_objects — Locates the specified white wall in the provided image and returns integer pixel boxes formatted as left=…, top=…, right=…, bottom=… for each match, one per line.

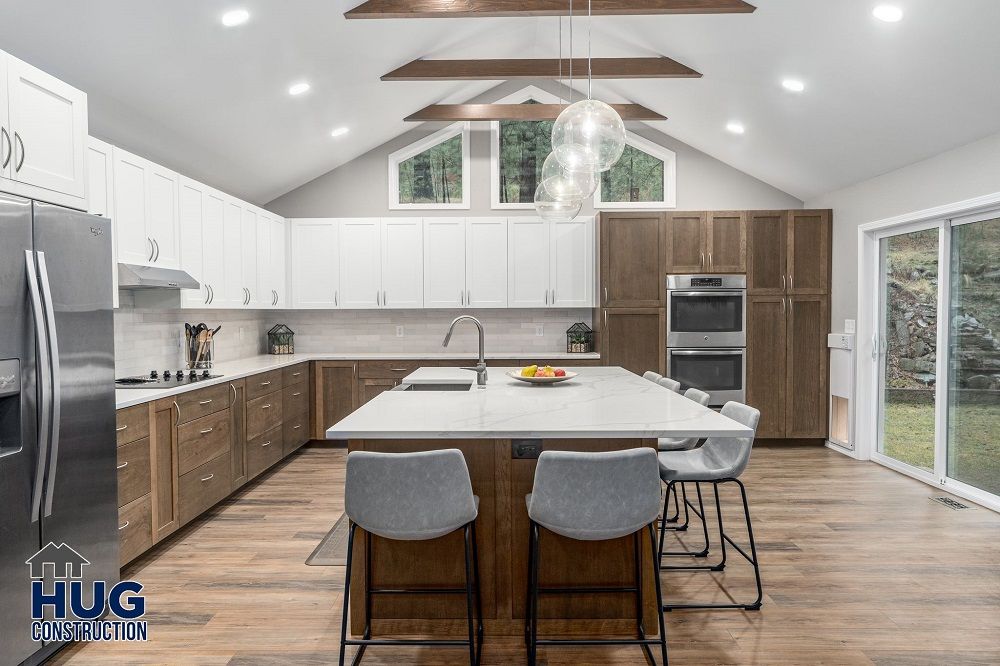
left=808, top=130, right=1000, bottom=330
left=267, top=80, right=802, bottom=217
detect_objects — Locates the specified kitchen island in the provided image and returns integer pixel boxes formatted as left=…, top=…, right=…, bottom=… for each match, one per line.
left=326, top=366, right=752, bottom=638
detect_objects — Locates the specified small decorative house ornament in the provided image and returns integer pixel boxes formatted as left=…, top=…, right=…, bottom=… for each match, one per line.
left=566, top=322, right=594, bottom=354
left=268, top=324, right=294, bottom=355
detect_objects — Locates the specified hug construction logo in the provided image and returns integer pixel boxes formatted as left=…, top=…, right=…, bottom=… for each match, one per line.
left=26, top=542, right=148, bottom=642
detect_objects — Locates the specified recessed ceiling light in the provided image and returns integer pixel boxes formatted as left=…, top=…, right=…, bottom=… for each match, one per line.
left=726, top=122, right=746, bottom=135
left=221, top=9, right=250, bottom=27
left=330, top=127, right=349, bottom=138
left=288, top=82, right=311, bottom=96
left=782, top=78, right=805, bottom=93
left=872, top=4, right=903, bottom=22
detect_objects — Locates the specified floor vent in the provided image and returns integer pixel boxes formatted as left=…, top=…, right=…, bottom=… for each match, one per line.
left=932, top=496, right=970, bottom=510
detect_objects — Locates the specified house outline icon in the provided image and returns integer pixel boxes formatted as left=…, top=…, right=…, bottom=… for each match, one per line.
left=25, top=542, right=90, bottom=580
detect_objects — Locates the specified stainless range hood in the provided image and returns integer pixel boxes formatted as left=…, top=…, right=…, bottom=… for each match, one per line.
left=117, top=263, right=200, bottom=290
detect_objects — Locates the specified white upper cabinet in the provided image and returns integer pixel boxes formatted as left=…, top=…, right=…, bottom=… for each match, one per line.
left=338, top=218, right=381, bottom=309
left=255, top=211, right=287, bottom=308
left=111, top=147, right=180, bottom=269
left=380, top=217, right=423, bottom=309
left=508, top=216, right=550, bottom=308
left=177, top=176, right=226, bottom=308
left=290, top=219, right=339, bottom=309
left=508, top=216, right=595, bottom=308
left=270, top=216, right=287, bottom=308
left=423, top=218, right=465, bottom=308
left=1, top=52, right=87, bottom=207
left=221, top=199, right=244, bottom=307
left=86, top=137, right=117, bottom=308
left=466, top=217, right=508, bottom=308
left=550, top=216, right=595, bottom=307
left=241, top=206, right=258, bottom=307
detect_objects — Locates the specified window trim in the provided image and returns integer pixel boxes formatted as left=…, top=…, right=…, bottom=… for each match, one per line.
left=388, top=122, right=471, bottom=210
left=490, top=86, right=562, bottom=210
left=593, top=130, right=677, bottom=210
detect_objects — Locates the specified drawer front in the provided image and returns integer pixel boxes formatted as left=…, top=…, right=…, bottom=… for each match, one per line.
left=282, top=363, right=309, bottom=387
left=177, top=410, right=232, bottom=476
left=247, top=394, right=283, bottom=441
left=118, top=494, right=153, bottom=566
left=116, top=404, right=149, bottom=446
left=358, top=360, right=420, bottom=379
left=178, top=452, right=232, bottom=526
left=245, top=369, right=284, bottom=401
left=117, top=437, right=151, bottom=508
left=282, top=385, right=308, bottom=418
left=283, top=413, right=309, bottom=456
left=175, top=383, right=232, bottom=425
left=247, top=425, right=284, bottom=480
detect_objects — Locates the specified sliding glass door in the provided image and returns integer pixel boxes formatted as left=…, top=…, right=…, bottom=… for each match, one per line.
left=876, top=226, right=939, bottom=476
left=946, top=214, right=1000, bottom=497
left=872, top=211, right=1000, bottom=508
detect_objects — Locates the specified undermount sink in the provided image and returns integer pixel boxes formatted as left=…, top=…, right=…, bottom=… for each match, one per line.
left=393, top=382, right=473, bottom=392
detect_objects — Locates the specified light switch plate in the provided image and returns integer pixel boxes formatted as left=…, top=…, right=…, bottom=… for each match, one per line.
left=535, top=324, right=544, bottom=337
left=396, top=326, right=404, bottom=337
left=845, top=319, right=856, bottom=334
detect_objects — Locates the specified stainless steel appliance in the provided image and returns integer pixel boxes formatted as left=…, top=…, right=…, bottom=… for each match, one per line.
left=116, top=369, right=223, bottom=389
left=666, top=348, right=746, bottom=407
left=0, top=195, right=118, bottom=666
left=666, top=274, right=746, bottom=348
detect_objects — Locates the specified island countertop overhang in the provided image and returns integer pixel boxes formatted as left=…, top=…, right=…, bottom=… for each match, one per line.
left=325, top=366, right=754, bottom=440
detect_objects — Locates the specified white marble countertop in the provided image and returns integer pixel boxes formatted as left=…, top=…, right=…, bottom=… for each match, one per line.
left=114, top=352, right=600, bottom=409
left=326, top=366, right=754, bottom=440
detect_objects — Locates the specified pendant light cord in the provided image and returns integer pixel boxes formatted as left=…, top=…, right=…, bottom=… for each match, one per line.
left=588, top=0, right=592, bottom=99
left=569, top=0, right=573, bottom=104
left=558, top=16, right=563, bottom=106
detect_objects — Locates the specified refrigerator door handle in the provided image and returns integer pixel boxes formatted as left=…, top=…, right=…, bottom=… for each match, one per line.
left=37, top=252, right=62, bottom=518
left=25, top=251, right=51, bottom=523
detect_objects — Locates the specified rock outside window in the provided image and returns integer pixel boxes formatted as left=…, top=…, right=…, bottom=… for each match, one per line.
left=268, top=324, right=294, bottom=355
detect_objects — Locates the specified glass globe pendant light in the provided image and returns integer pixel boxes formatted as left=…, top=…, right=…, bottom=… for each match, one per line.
left=540, top=150, right=597, bottom=201
left=534, top=183, right=582, bottom=222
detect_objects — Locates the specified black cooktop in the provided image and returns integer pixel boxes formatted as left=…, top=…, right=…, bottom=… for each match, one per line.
left=115, top=370, right=223, bottom=389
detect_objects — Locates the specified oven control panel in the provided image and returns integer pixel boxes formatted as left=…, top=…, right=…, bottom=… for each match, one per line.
left=690, top=277, right=723, bottom=288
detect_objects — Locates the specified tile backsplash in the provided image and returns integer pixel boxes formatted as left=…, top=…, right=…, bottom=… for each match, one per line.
left=114, top=291, right=592, bottom=377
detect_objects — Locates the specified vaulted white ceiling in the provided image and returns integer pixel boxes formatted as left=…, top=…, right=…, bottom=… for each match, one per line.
left=1, top=0, right=999, bottom=204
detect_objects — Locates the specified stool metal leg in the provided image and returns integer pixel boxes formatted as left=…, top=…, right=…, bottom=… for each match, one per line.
left=470, top=521, right=484, bottom=665
left=339, top=522, right=357, bottom=666
left=659, top=482, right=711, bottom=564
left=648, top=523, right=670, bottom=666
left=528, top=522, right=541, bottom=666
left=463, top=525, right=477, bottom=666
left=662, top=479, right=764, bottom=612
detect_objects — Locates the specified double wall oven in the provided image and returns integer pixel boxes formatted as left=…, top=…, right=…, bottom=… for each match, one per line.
left=666, top=275, right=747, bottom=406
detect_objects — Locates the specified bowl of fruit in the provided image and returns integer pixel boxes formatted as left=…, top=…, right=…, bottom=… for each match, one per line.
left=508, top=365, right=577, bottom=384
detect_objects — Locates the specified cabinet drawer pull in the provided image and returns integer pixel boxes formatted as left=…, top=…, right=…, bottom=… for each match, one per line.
left=292, top=372, right=302, bottom=377
left=116, top=461, right=128, bottom=470
left=116, top=425, right=128, bottom=432
left=390, top=368, right=408, bottom=372
left=199, top=427, right=214, bottom=435
left=260, top=381, right=271, bottom=387
left=198, top=399, right=213, bottom=405
left=261, top=404, right=272, bottom=410
left=200, top=474, right=215, bottom=482
left=292, top=425, right=301, bottom=430
left=262, top=441, right=271, bottom=447
left=118, top=521, right=129, bottom=531
left=292, top=392, right=302, bottom=397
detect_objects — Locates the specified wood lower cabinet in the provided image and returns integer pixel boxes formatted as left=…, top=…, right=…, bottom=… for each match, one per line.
left=598, top=308, right=665, bottom=377
left=360, top=377, right=399, bottom=405
left=230, top=380, right=248, bottom=489
left=599, top=212, right=665, bottom=308
left=247, top=426, right=284, bottom=480
left=115, top=405, right=155, bottom=566
left=313, top=362, right=358, bottom=439
left=117, top=495, right=153, bottom=566
left=747, top=294, right=829, bottom=439
left=116, top=438, right=151, bottom=508
left=177, top=452, right=232, bottom=525
left=283, top=413, right=310, bottom=456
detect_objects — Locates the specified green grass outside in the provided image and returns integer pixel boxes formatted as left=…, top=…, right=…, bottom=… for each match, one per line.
left=883, top=399, right=1000, bottom=496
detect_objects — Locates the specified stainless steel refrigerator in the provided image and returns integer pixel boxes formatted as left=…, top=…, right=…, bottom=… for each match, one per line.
left=0, top=194, right=118, bottom=666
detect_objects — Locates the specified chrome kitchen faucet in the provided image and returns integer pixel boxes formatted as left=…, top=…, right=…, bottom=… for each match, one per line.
left=442, top=315, right=488, bottom=387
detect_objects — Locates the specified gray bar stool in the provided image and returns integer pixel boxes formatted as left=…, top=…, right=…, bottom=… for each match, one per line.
left=659, top=388, right=711, bottom=541
left=657, top=376, right=681, bottom=393
left=642, top=370, right=663, bottom=383
left=525, top=448, right=668, bottom=666
left=341, top=449, right=484, bottom=666
left=656, top=401, right=764, bottom=611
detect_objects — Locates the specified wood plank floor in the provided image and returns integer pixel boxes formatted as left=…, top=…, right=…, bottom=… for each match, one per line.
left=51, top=444, right=1000, bottom=665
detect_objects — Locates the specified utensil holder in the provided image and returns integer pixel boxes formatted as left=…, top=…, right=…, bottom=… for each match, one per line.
left=187, top=338, right=214, bottom=370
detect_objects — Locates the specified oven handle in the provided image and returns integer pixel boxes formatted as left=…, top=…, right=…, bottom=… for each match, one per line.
left=668, top=290, right=746, bottom=297
left=669, top=349, right=745, bottom=356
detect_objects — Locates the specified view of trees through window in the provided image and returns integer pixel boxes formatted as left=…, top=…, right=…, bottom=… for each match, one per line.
left=498, top=101, right=552, bottom=204
left=397, top=134, right=463, bottom=205
left=600, top=144, right=665, bottom=203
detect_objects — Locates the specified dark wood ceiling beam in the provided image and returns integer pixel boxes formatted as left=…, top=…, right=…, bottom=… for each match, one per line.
left=383, top=57, right=701, bottom=81
left=404, top=103, right=666, bottom=122
left=347, top=0, right=756, bottom=19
